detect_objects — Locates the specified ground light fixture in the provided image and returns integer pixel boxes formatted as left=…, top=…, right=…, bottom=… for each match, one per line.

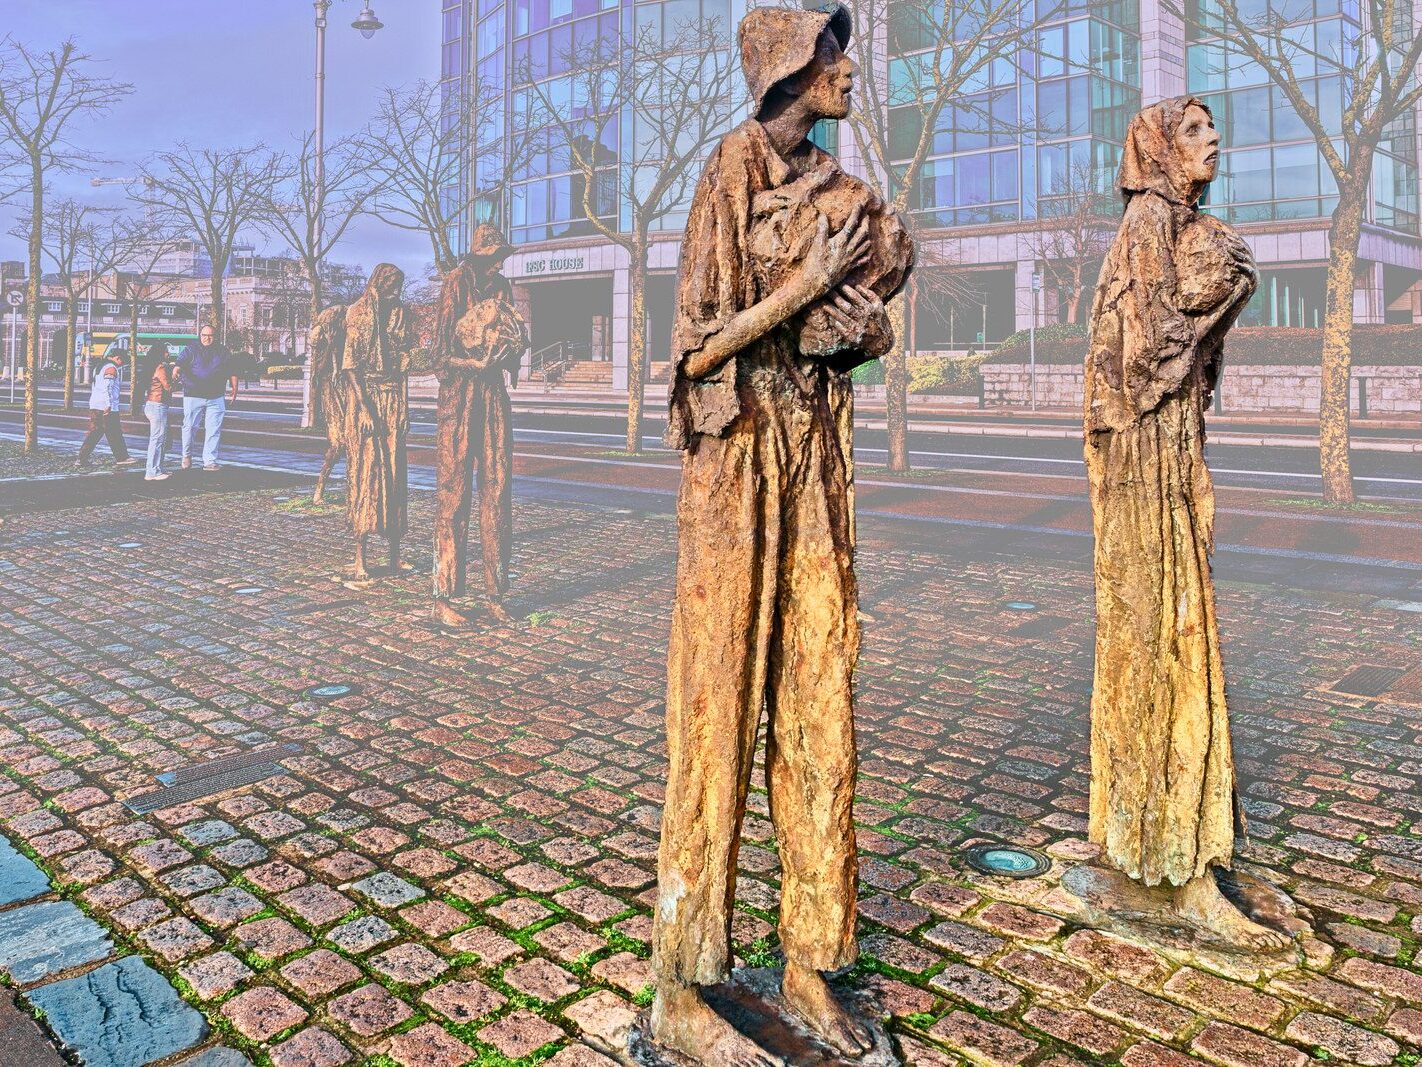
left=305, top=683, right=356, bottom=701
left=962, top=843, right=1052, bottom=879
left=351, top=5, right=384, bottom=38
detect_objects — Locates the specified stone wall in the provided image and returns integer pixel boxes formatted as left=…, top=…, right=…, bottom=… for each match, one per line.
left=981, top=364, right=1422, bottom=416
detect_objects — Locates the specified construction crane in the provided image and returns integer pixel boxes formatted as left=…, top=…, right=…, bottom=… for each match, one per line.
left=90, top=176, right=155, bottom=189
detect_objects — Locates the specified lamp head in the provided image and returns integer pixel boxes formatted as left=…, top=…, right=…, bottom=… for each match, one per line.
left=351, top=5, right=383, bottom=38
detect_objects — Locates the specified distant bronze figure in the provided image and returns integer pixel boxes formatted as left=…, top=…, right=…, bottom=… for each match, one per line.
left=650, top=5, right=912, bottom=1065
left=309, top=304, right=351, bottom=507
left=1083, top=98, right=1286, bottom=950
left=337, top=263, right=412, bottom=585
left=431, top=224, right=528, bottom=629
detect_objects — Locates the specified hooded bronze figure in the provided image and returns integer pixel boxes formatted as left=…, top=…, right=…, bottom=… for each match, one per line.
left=1084, top=98, right=1288, bottom=951
left=315, top=263, right=413, bottom=585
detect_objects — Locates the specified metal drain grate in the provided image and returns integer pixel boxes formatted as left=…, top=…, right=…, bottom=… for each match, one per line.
left=124, top=762, right=285, bottom=814
left=1330, top=665, right=1405, bottom=698
left=155, top=743, right=302, bottom=786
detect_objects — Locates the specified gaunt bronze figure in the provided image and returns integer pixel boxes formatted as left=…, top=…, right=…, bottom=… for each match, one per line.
left=651, top=6, right=913, bottom=1064
left=1084, top=98, right=1288, bottom=951
left=431, top=224, right=528, bottom=629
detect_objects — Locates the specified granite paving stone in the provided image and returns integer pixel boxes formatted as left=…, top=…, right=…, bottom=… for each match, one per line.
left=0, top=900, right=113, bottom=983
left=221, top=986, right=309, bottom=1042
left=387, top=1022, right=477, bottom=1067
left=267, top=1027, right=352, bottom=1067
left=324, top=914, right=398, bottom=954
left=326, top=982, right=413, bottom=1037
left=0, top=834, right=53, bottom=905
left=421, top=978, right=508, bottom=1023
left=179, top=951, right=255, bottom=999
left=25, top=955, right=208, bottom=1067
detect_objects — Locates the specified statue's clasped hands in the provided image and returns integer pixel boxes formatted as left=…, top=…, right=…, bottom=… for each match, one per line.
left=793, top=204, right=872, bottom=309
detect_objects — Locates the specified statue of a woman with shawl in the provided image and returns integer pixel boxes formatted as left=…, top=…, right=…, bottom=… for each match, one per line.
left=1084, top=98, right=1288, bottom=951
left=650, top=5, right=913, bottom=1065
left=338, top=263, right=412, bottom=585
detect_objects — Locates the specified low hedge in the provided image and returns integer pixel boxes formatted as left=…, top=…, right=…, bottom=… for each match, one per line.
left=983, top=324, right=1422, bottom=367
left=908, top=353, right=989, bottom=395
left=262, top=365, right=304, bottom=381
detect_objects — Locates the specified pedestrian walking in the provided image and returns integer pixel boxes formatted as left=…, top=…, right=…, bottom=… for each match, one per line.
left=177, top=324, right=238, bottom=471
left=75, top=350, right=138, bottom=470
left=142, top=342, right=178, bottom=481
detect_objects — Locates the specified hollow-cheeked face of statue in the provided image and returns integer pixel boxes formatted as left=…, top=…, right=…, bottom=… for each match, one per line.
left=1173, top=103, right=1220, bottom=187
left=796, top=28, right=856, bottom=122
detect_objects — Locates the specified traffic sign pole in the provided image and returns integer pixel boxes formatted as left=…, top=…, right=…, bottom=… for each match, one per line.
left=5, top=289, right=22, bottom=405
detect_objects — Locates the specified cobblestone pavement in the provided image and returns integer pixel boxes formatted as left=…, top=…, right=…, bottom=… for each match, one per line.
left=0, top=460, right=1420, bottom=1067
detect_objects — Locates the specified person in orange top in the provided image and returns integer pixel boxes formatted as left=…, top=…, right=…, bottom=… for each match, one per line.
left=142, top=342, right=179, bottom=481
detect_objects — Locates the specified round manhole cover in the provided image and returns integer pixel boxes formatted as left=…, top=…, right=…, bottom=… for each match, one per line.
left=963, top=844, right=1051, bottom=878
left=1006, top=601, right=1037, bottom=611
left=305, top=683, right=355, bottom=701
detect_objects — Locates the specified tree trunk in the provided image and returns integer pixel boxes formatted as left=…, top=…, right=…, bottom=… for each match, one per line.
left=128, top=303, right=141, bottom=413
left=63, top=304, right=78, bottom=410
left=24, top=161, right=42, bottom=452
left=1319, top=177, right=1367, bottom=506
left=625, top=241, right=648, bottom=455
left=883, top=290, right=910, bottom=472
left=301, top=270, right=322, bottom=429
left=209, top=273, right=223, bottom=333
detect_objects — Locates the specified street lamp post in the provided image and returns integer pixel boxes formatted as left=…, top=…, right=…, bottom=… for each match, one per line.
left=304, top=0, right=383, bottom=428
left=1029, top=269, right=1042, bottom=413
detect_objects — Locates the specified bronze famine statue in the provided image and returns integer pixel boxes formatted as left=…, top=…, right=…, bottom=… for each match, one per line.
left=1084, top=97, right=1287, bottom=951
left=311, top=264, right=413, bottom=586
left=651, top=4, right=913, bottom=1065
left=431, top=224, right=529, bottom=629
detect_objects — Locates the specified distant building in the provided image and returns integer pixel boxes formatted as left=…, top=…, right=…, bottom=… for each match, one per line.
left=440, top=0, right=1422, bottom=389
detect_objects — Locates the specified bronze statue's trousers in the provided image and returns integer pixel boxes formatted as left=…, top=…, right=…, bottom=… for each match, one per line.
left=433, top=372, right=512, bottom=602
left=653, top=363, right=860, bottom=987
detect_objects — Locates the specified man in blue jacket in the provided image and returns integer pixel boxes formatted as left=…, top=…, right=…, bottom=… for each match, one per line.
left=177, top=324, right=238, bottom=471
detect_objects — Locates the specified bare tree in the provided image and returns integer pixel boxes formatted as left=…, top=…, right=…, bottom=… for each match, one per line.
left=1167, top=0, right=1422, bottom=504
left=135, top=144, right=282, bottom=336
left=524, top=17, right=741, bottom=453
left=364, top=81, right=475, bottom=274
left=11, top=199, right=137, bottom=409
left=115, top=215, right=187, bottom=412
left=1024, top=156, right=1115, bottom=325
left=840, top=0, right=1059, bottom=471
left=263, top=131, right=380, bottom=425
left=0, top=37, right=130, bottom=450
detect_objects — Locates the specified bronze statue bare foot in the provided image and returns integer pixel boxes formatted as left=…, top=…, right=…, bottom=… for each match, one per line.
left=1176, top=872, right=1293, bottom=952
left=782, top=962, right=873, bottom=1057
left=487, top=599, right=515, bottom=625
left=432, top=601, right=475, bottom=631
left=651, top=985, right=784, bottom=1067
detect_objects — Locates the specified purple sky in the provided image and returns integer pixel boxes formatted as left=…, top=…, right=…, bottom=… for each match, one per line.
left=1, top=0, right=440, bottom=278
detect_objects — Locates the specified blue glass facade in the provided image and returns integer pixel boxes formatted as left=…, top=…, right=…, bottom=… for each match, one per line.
left=889, top=0, right=1141, bottom=229
left=1187, top=0, right=1417, bottom=234
left=442, top=0, right=1422, bottom=349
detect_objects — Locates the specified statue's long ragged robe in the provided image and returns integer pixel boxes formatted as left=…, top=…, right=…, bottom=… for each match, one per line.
left=654, top=119, right=911, bottom=985
left=310, top=305, right=348, bottom=450
left=341, top=284, right=411, bottom=540
left=1084, top=183, right=1255, bottom=888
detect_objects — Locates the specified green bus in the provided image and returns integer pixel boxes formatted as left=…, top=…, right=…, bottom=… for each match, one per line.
left=79, top=330, right=199, bottom=364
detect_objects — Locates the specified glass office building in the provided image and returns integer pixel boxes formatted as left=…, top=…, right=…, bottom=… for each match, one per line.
left=1185, top=0, right=1420, bottom=326
left=441, top=0, right=1422, bottom=386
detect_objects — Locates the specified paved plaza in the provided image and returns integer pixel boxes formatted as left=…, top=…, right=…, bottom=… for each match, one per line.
left=1, top=442, right=1421, bottom=1067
